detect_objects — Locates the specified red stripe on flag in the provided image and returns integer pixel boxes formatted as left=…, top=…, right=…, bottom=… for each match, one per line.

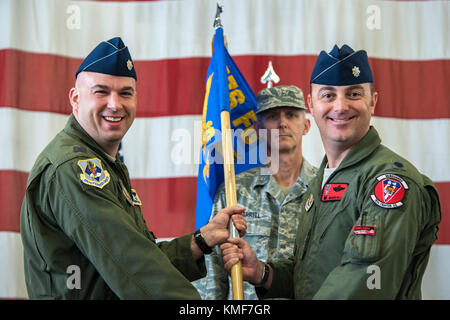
left=233, top=55, right=450, bottom=120
left=131, top=177, right=197, bottom=238
left=1, top=49, right=449, bottom=119
left=1, top=169, right=449, bottom=243
left=0, top=170, right=28, bottom=233
left=0, top=169, right=198, bottom=237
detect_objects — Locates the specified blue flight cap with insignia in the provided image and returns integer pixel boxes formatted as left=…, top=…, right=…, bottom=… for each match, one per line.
left=310, top=44, right=373, bottom=85
left=75, top=37, right=137, bottom=80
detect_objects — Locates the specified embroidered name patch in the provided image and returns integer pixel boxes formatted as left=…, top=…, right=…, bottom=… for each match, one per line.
left=321, top=183, right=348, bottom=201
left=371, top=174, right=408, bottom=209
left=244, top=211, right=260, bottom=218
left=78, top=158, right=110, bottom=189
left=353, top=225, right=376, bottom=236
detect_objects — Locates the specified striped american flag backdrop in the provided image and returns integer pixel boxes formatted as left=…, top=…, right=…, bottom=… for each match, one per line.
left=0, top=0, right=448, bottom=299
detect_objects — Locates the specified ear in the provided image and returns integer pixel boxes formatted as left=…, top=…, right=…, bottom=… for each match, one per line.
left=307, top=93, right=313, bottom=114
left=303, top=116, right=311, bottom=136
left=371, top=91, right=378, bottom=115
left=69, top=87, right=79, bottom=116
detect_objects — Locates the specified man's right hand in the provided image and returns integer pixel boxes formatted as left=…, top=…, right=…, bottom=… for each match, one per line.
left=220, top=237, right=266, bottom=285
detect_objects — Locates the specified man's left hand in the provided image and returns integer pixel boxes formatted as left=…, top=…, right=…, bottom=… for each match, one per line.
left=201, top=206, right=246, bottom=247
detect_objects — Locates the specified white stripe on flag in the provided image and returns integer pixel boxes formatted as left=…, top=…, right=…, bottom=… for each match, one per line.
left=0, top=0, right=448, bottom=61
left=0, top=232, right=28, bottom=299
left=422, top=245, right=450, bottom=300
left=1, top=108, right=449, bottom=182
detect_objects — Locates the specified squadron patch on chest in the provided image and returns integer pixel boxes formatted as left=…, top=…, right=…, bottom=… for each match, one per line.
left=371, top=174, right=408, bottom=209
left=321, top=183, right=348, bottom=201
left=78, top=158, right=110, bottom=189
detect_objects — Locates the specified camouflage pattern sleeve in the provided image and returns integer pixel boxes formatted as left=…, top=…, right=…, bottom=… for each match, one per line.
left=191, top=186, right=230, bottom=299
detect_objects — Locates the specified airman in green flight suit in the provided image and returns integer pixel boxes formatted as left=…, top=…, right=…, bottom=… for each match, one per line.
left=20, top=37, right=246, bottom=299
left=221, top=44, right=441, bottom=299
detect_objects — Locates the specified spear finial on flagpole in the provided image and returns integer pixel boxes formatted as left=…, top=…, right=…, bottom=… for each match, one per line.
left=212, top=3, right=227, bottom=53
left=260, top=61, right=280, bottom=88
left=214, top=3, right=223, bottom=29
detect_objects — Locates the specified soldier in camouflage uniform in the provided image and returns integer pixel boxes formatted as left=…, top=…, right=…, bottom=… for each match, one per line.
left=193, top=85, right=317, bottom=299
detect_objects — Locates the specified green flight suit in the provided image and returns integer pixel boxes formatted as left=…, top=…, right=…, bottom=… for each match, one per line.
left=20, top=114, right=205, bottom=299
left=263, top=127, right=441, bottom=299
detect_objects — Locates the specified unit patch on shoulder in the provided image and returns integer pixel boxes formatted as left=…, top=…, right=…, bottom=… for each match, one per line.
left=78, top=158, right=110, bottom=189
left=131, top=189, right=142, bottom=206
left=371, top=173, right=408, bottom=209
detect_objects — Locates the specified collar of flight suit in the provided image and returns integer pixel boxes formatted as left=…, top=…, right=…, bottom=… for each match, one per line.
left=64, top=113, right=121, bottom=166
left=320, top=126, right=382, bottom=174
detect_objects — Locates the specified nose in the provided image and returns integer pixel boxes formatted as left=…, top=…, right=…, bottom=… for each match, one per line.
left=333, top=95, right=350, bottom=113
left=107, top=92, right=121, bottom=111
left=279, top=113, right=288, bottom=129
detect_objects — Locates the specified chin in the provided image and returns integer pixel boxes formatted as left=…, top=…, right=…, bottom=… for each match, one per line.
left=102, top=133, right=125, bottom=145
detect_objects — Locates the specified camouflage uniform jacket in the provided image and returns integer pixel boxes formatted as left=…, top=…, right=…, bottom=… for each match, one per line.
left=20, top=114, right=205, bottom=299
left=193, top=159, right=317, bottom=299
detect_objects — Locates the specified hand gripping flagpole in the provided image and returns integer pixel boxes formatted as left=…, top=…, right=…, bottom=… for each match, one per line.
left=214, top=4, right=244, bottom=300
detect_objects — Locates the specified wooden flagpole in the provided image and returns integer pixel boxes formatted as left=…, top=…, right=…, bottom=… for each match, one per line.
left=220, top=110, right=244, bottom=300
left=214, top=3, right=244, bottom=300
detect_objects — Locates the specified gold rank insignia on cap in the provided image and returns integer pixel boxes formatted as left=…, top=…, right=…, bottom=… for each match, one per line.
left=352, top=66, right=360, bottom=77
left=126, top=59, right=133, bottom=71
left=78, top=158, right=110, bottom=189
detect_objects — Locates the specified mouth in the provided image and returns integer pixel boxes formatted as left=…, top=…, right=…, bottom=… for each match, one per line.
left=103, top=116, right=123, bottom=123
left=327, top=115, right=356, bottom=123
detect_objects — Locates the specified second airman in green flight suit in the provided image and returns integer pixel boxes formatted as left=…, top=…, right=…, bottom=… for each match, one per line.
left=221, top=44, right=441, bottom=299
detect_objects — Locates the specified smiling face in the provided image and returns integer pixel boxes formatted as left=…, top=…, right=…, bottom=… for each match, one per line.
left=69, top=72, right=137, bottom=156
left=307, top=83, right=377, bottom=155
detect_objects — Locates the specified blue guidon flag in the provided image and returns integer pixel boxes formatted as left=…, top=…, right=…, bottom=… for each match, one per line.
left=194, top=27, right=263, bottom=230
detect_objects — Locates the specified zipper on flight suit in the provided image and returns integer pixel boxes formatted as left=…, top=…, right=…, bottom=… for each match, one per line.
left=301, top=168, right=339, bottom=260
left=300, top=203, right=320, bottom=260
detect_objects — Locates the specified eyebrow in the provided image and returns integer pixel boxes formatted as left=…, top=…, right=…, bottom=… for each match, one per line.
left=90, top=84, right=109, bottom=92
left=345, top=85, right=364, bottom=92
left=90, top=85, right=135, bottom=93
left=317, top=85, right=365, bottom=95
left=317, top=86, right=337, bottom=96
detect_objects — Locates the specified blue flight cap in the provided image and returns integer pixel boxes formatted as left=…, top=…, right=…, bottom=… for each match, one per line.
left=75, top=37, right=137, bottom=80
left=310, top=44, right=372, bottom=85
